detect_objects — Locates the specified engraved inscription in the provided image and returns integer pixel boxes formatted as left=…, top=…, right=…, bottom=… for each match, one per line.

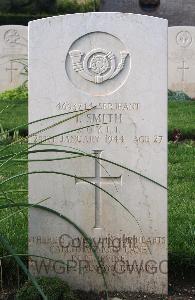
left=29, top=257, right=167, bottom=276
left=75, top=150, right=122, bottom=229
left=29, top=234, right=166, bottom=256
left=69, top=48, right=129, bottom=84
left=29, top=234, right=167, bottom=276
left=176, top=31, right=192, bottom=48
left=31, top=100, right=165, bottom=147
left=30, top=234, right=166, bottom=248
left=177, top=59, right=189, bottom=82
left=134, top=135, right=163, bottom=144
left=56, top=102, right=140, bottom=112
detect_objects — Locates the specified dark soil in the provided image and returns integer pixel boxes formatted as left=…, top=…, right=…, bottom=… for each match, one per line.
left=75, top=290, right=168, bottom=299
left=1, top=283, right=194, bottom=300
left=74, top=268, right=195, bottom=299
left=0, top=269, right=194, bottom=300
left=75, top=285, right=195, bottom=300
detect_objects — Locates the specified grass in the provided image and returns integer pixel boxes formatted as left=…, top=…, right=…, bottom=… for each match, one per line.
left=168, top=141, right=195, bottom=262
left=0, top=87, right=28, bottom=135
left=168, top=101, right=195, bottom=140
left=0, top=143, right=28, bottom=255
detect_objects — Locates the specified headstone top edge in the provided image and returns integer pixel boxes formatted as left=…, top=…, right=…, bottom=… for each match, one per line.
left=169, top=26, right=195, bottom=30
left=28, top=12, right=168, bottom=27
left=0, top=24, right=27, bottom=29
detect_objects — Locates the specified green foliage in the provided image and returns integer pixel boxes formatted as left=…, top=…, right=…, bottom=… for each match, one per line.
left=0, top=0, right=29, bottom=14
left=168, top=89, right=192, bottom=101
left=31, top=0, right=57, bottom=14
left=0, top=86, right=28, bottom=102
left=16, top=277, right=77, bottom=299
left=0, top=143, right=28, bottom=255
left=0, top=0, right=99, bottom=16
left=168, top=141, right=195, bottom=261
left=0, top=124, right=19, bottom=145
left=0, top=87, right=28, bottom=136
left=0, top=0, right=57, bottom=14
left=57, top=0, right=99, bottom=13
left=168, top=100, right=195, bottom=140
left=0, top=13, right=52, bottom=25
left=0, top=1, right=100, bottom=25
left=0, top=235, right=47, bottom=299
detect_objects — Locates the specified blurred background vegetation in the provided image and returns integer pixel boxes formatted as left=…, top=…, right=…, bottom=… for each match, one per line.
left=0, top=0, right=100, bottom=25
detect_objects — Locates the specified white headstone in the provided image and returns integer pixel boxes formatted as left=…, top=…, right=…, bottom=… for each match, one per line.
left=29, top=13, right=168, bottom=294
left=168, top=26, right=195, bottom=98
left=0, top=25, right=27, bottom=92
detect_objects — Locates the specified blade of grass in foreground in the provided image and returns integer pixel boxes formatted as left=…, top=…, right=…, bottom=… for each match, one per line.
left=0, top=203, right=108, bottom=298
left=0, top=112, right=103, bottom=172
left=0, top=105, right=97, bottom=144
left=0, top=190, right=28, bottom=220
left=0, top=146, right=167, bottom=190
left=0, top=108, right=81, bottom=139
left=0, top=197, right=51, bottom=223
left=0, top=153, right=153, bottom=254
left=0, top=142, right=162, bottom=255
left=0, top=171, right=144, bottom=238
left=0, top=235, right=47, bottom=300
left=0, top=190, right=27, bottom=199
left=0, top=105, right=12, bottom=115
left=0, top=122, right=106, bottom=172
left=27, top=148, right=167, bottom=190
left=0, top=254, right=70, bottom=268
left=27, top=142, right=168, bottom=190
left=0, top=164, right=151, bottom=254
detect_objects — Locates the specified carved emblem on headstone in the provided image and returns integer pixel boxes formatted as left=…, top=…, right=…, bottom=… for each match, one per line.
left=69, top=48, right=129, bottom=84
left=176, top=31, right=192, bottom=48
left=4, top=29, right=21, bottom=47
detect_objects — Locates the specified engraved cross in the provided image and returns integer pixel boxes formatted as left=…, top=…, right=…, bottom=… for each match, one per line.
left=6, top=61, right=18, bottom=83
left=75, top=150, right=122, bottom=229
left=177, top=60, right=189, bottom=82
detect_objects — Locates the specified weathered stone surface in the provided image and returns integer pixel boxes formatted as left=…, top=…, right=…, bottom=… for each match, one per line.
left=168, top=26, right=195, bottom=99
left=0, top=25, right=27, bottom=92
left=28, top=13, right=168, bottom=294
